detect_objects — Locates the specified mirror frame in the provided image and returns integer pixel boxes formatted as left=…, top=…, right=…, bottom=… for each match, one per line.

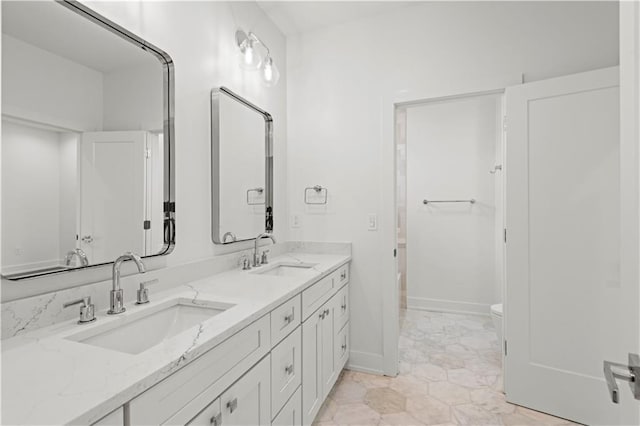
left=1, top=0, right=176, bottom=280
left=210, top=87, right=273, bottom=244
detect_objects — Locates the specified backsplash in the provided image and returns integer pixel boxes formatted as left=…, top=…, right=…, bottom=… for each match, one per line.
left=1, top=241, right=351, bottom=339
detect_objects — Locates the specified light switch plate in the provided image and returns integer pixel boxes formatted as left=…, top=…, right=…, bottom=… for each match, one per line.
left=291, top=213, right=301, bottom=228
left=367, top=214, right=378, bottom=231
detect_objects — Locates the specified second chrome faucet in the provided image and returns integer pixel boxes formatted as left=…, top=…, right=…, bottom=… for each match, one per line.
left=108, top=252, right=146, bottom=315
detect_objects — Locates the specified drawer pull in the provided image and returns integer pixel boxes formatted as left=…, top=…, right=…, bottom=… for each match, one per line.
left=341, top=302, right=347, bottom=311
left=319, top=312, right=325, bottom=319
left=284, top=313, right=294, bottom=325
left=324, top=309, right=330, bottom=316
left=341, top=271, right=347, bottom=280
left=226, top=398, right=238, bottom=414
left=210, top=412, right=222, bottom=426
left=285, top=364, right=294, bottom=375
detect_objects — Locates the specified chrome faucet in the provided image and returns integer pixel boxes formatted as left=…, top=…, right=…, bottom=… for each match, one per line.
left=108, top=252, right=145, bottom=315
left=253, top=232, right=276, bottom=267
left=65, top=248, right=89, bottom=267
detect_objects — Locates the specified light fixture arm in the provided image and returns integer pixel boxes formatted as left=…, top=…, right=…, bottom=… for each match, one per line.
left=247, top=31, right=271, bottom=57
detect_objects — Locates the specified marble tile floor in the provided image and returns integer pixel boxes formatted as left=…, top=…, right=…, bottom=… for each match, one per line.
left=314, top=309, right=578, bottom=426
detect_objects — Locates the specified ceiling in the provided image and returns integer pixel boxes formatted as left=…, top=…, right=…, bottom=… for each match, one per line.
left=2, top=1, right=158, bottom=73
left=256, top=1, right=416, bottom=36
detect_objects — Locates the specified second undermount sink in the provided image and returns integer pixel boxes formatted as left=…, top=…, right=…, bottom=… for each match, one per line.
left=66, top=298, right=235, bottom=355
left=254, top=262, right=318, bottom=277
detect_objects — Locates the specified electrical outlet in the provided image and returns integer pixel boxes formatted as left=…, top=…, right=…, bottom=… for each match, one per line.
left=368, top=214, right=378, bottom=231
left=291, top=213, right=301, bottom=228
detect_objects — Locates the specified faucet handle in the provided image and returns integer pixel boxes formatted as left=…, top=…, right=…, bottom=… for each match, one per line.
left=63, top=296, right=96, bottom=324
left=261, top=250, right=270, bottom=265
left=239, top=254, right=252, bottom=270
left=136, top=279, right=156, bottom=304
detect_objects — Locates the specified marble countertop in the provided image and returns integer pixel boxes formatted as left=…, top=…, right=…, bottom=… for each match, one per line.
left=1, top=252, right=350, bottom=425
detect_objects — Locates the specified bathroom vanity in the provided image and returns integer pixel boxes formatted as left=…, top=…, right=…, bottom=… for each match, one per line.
left=1, top=253, right=350, bottom=425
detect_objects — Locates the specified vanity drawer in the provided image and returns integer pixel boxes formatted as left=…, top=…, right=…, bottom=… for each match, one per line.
left=271, top=327, right=302, bottom=416
left=333, top=284, right=349, bottom=334
left=335, top=322, right=350, bottom=373
left=272, top=386, right=302, bottom=426
left=336, top=263, right=349, bottom=287
left=271, top=295, right=301, bottom=346
left=302, top=274, right=335, bottom=320
left=131, top=315, right=270, bottom=425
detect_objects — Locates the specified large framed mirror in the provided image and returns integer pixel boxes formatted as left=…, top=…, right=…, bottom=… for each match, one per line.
left=211, top=87, right=273, bottom=244
left=1, top=0, right=175, bottom=280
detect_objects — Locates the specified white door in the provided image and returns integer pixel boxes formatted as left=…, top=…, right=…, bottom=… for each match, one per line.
left=505, top=67, right=638, bottom=425
left=80, top=131, right=147, bottom=264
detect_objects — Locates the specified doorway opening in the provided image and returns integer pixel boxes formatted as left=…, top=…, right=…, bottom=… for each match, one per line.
left=395, top=91, right=505, bottom=320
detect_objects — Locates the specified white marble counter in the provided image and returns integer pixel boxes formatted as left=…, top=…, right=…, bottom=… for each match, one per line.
left=1, top=252, right=350, bottom=425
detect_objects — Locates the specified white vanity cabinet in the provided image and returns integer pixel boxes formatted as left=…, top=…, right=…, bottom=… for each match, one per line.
left=302, top=264, right=350, bottom=426
left=111, top=262, right=348, bottom=426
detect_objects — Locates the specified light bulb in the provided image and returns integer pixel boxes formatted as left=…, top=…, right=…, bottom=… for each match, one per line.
left=237, top=35, right=263, bottom=71
left=262, top=56, right=280, bottom=87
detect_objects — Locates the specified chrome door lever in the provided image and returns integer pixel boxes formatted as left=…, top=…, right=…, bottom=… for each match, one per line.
left=603, top=353, right=640, bottom=403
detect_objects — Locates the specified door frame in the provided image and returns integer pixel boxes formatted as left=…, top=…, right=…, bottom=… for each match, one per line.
left=380, top=74, right=522, bottom=376
left=620, top=1, right=640, bottom=419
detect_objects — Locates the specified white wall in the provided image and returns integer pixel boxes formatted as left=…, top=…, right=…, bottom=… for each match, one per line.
left=287, top=1, right=618, bottom=372
left=58, top=132, right=79, bottom=260
left=405, top=95, right=500, bottom=315
left=1, top=35, right=103, bottom=131
left=2, top=121, right=63, bottom=270
left=102, top=61, right=164, bottom=132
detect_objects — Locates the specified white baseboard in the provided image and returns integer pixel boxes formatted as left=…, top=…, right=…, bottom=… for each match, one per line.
left=346, top=350, right=384, bottom=375
left=407, top=296, right=491, bottom=316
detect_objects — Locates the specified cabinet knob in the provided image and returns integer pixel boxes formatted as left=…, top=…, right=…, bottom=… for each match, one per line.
left=324, top=309, right=330, bottom=316
left=210, top=412, right=222, bottom=426
left=226, top=398, right=238, bottom=414
left=285, top=364, right=294, bottom=375
left=341, top=302, right=347, bottom=311
left=284, top=313, right=294, bottom=325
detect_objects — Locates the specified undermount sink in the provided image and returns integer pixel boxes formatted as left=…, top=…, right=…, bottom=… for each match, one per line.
left=66, top=298, right=235, bottom=355
left=254, top=262, right=317, bottom=277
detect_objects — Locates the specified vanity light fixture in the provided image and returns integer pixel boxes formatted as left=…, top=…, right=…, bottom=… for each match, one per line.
left=235, top=29, right=280, bottom=87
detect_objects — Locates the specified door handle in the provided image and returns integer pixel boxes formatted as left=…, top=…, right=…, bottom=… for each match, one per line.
left=603, top=353, right=640, bottom=403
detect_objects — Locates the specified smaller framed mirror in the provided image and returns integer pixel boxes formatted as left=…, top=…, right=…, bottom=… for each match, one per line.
left=211, top=87, right=273, bottom=244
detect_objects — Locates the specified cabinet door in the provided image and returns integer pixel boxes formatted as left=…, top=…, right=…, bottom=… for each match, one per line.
left=302, top=310, right=323, bottom=426
left=271, top=327, right=302, bottom=416
left=334, top=284, right=349, bottom=334
left=220, top=355, right=270, bottom=426
left=335, top=322, right=349, bottom=373
left=321, top=304, right=337, bottom=399
left=272, top=387, right=302, bottom=426
left=186, top=399, right=221, bottom=426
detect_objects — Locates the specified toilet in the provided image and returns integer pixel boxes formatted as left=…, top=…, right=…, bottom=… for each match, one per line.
left=490, top=303, right=503, bottom=342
